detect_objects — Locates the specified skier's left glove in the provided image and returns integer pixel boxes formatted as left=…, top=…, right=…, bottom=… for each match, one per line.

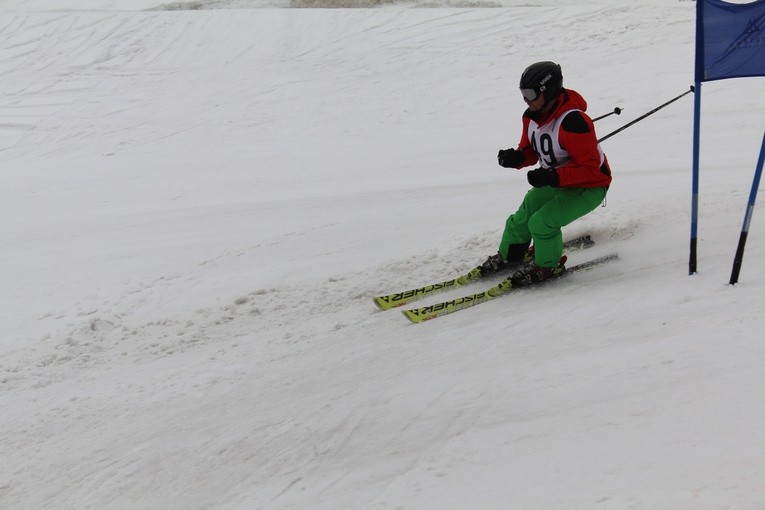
left=527, top=167, right=560, bottom=187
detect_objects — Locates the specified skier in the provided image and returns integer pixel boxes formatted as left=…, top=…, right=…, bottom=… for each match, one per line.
left=481, top=61, right=612, bottom=286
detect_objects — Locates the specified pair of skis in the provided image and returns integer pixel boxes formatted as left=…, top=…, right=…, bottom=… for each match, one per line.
left=372, top=234, right=618, bottom=323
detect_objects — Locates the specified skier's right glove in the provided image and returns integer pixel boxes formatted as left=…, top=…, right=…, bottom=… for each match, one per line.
left=497, top=148, right=524, bottom=168
left=527, top=167, right=560, bottom=188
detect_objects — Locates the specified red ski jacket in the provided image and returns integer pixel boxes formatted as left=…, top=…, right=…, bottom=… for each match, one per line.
left=513, top=89, right=612, bottom=188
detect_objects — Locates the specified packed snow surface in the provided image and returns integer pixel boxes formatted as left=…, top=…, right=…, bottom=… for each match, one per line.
left=2, top=0, right=765, bottom=508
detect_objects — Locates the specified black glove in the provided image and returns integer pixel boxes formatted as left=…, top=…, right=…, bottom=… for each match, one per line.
left=498, top=148, right=524, bottom=168
left=526, top=167, right=560, bottom=187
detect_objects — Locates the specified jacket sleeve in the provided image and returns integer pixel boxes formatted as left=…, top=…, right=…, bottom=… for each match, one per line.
left=555, top=111, right=610, bottom=188
left=514, top=116, right=539, bottom=168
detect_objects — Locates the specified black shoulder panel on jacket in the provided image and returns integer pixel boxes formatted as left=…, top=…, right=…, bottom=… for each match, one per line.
left=561, top=111, right=590, bottom=134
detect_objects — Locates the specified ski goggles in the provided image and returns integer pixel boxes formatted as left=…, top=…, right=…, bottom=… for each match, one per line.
left=520, top=88, right=540, bottom=101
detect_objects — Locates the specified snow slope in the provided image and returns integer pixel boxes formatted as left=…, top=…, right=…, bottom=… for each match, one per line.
left=2, top=1, right=765, bottom=508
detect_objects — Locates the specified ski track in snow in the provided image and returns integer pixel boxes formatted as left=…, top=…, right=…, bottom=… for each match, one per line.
left=2, top=220, right=632, bottom=394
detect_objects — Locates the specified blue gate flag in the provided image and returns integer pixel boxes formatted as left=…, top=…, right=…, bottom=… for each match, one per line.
left=696, top=0, right=765, bottom=82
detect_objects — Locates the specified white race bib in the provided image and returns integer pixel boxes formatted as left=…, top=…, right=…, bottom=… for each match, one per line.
left=527, top=109, right=604, bottom=169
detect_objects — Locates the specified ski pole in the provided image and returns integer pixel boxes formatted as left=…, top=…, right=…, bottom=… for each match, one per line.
left=550, top=85, right=695, bottom=168
left=597, top=86, right=694, bottom=144
left=592, top=107, right=622, bottom=122
left=548, top=88, right=693, bottom=170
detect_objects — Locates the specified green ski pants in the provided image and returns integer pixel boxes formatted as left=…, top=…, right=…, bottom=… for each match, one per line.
left=499, top=186, right=607, bottom=268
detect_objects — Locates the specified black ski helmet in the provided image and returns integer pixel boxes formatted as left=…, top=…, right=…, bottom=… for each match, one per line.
left=519, top=61, right=563, bottom=102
